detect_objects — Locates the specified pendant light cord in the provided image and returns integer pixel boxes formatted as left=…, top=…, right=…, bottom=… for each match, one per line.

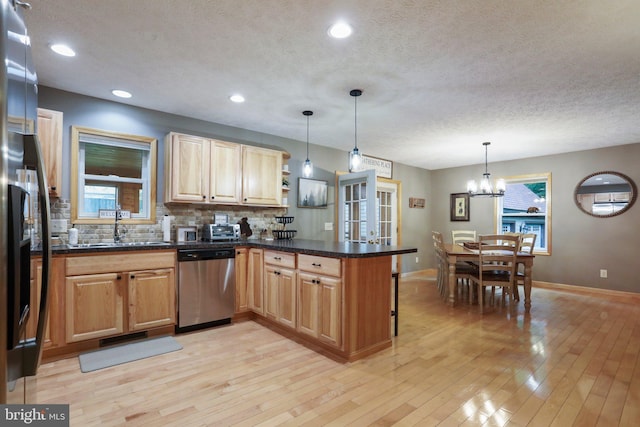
left=306, top=114, right=310, bottom=158
left=354, top=94, right=358, bottom=150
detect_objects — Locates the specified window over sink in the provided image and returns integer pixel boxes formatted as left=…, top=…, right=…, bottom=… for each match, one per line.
left=71, top=126, right=157, bottom=224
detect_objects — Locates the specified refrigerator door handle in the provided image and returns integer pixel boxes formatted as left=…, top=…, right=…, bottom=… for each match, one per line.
left=21, top=134, right=51, bottom=375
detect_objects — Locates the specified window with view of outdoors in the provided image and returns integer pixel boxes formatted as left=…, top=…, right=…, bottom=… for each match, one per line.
left=496, top=173, right=551, bottom=255
left=71, top=126, right=157, bottom=224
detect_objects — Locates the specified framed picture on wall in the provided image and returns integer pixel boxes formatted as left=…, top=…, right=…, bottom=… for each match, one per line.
left=450, top=193, right=470, bottom=221
left=298, top=178, right=328, bottom=208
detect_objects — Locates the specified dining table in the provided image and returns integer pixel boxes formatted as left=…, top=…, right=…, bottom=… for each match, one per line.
left=443, top=243, right=535, bottom=310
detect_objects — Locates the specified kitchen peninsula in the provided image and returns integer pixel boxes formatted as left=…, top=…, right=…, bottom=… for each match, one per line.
left=46, top=239, right=417, bottom=363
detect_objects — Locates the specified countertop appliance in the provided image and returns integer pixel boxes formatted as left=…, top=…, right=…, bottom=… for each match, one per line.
left=176, top=248, right=235, bottom=332
left=2, top=0, right=52, bottom=404
left=202, top=223, right=240, bottom=241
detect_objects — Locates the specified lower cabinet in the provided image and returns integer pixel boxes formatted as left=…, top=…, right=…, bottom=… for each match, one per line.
left=264, top=263, right=297, bottom=329
left=247, top=248, right=264, bottom=315
left=297, top=255, right=343, bottom=348
left=64, top=251, right=176, bottom=343
left=235, top=247, right=249, bottom=313
left=263, top=250, right=297, bottom=329
left=128, top=268, right=175, bottom=331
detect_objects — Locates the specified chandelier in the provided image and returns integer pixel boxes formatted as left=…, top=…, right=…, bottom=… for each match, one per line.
left=467, top=142, right=505, bottom=197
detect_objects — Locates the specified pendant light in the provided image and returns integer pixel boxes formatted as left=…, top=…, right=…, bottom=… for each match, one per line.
left=467, top=142, right=506, bottom=197
left=302, top=110, right=313, bottom=178
left=349, top=89, right=363, bottom=172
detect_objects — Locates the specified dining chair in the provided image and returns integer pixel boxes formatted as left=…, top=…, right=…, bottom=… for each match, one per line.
left=433, top=231, right=476, bottom=302
left=513, top=233, right=536, bottom=301
left=468, top=234, right=520, bottom=314
left=451, top=230, right=477, bottom=244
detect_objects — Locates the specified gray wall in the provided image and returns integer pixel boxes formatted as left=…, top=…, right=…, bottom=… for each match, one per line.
left=431, top=143, right=640, bottom=293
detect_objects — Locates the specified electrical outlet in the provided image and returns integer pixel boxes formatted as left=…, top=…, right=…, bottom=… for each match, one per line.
left=324, top=222, right=333, bottom=231
left=600, top=269, right=608, bottom=278
left=415, top=257, right=419, bottom=263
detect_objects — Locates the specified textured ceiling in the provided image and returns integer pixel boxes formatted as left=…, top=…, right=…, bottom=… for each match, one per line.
left=23, top=0, right=640, bottom=170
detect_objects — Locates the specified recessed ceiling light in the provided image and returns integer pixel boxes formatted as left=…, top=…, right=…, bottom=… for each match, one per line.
left=50, top=43, right=76, bottom=57
left=328, top=21, right=352, bottom=39
left=229, top=94, right=245, bottom=103
left=112, top=89, right=132, bottom=99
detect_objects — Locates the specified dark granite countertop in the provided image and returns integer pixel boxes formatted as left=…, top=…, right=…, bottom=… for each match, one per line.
left=47, top=238, right=417, bottom=258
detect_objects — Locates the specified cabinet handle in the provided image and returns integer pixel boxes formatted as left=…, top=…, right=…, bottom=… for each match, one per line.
left=211, top=196, right=215, bottom=200
left=50, top=186, right=56, bottom=191
left=312, top=263, right=322, bottom=267
left=130, top=274, right=135, bottom=279
left=116, top=275, right=121, bottom=280
left=274, top=256, right=281, bottom=261
left=202, top=195, right=206, bottom=200
left=244, top=198, right=247, bottom=202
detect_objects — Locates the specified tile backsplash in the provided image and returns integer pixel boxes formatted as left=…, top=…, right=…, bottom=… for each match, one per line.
left=50, top=199, right=287, bottom=244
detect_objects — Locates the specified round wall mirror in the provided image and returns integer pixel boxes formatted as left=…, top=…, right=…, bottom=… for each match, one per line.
left=574, top=171, right=637, bottom=218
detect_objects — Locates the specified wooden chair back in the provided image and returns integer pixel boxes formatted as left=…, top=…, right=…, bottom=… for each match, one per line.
left=470, top=234, right=520, bottom=312
left=520, top=233, right=537, bottom=254
left=451, top=230, right=476, bottom=244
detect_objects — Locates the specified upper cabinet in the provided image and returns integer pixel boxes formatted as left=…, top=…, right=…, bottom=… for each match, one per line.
left=37, top=108, right=63, bottom=197
left=165, top=132, right=283, bottom=206
left=241, top=145, right=282, bottom=206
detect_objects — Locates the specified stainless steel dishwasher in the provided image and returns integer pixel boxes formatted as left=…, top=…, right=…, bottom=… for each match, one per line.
left=177, top=247, right=235, bottom=332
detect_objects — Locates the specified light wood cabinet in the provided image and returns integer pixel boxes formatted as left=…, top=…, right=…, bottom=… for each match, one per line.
left=241, top=145, right=282, bottom=205
left=128, top=268, right=175, bottom=331
left=165, top=132, right=283, bottom=206
left=65, top=272, right=125, bottom=342
left=64, top=251, right=176, bottom=343
left=297, top=254, right=343, bottom=348
left=264, top=264, right=296, bottom=328
left=37, top=108, right=63, bottom=197
left=263, top=250, right=297, bottom=329
left=235, top=247, right=249, bottom=313
left=165, top=133, right=210, bottom=202
left=247, top=248, right=264, bottom=314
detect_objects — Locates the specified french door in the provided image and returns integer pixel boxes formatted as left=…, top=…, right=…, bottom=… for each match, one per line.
left=338, top=171, right=399, bottom=272
left=338, top=170, right=377, bottom=243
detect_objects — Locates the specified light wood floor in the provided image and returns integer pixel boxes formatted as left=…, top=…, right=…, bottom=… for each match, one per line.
left=33, top=274, right=640, bottom=426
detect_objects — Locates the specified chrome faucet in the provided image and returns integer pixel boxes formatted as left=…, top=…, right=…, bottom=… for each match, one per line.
left=114, top=205, right=126, bottom=243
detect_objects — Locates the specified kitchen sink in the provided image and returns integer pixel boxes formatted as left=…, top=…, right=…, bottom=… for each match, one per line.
left=67, top=242, right=170, bottom=249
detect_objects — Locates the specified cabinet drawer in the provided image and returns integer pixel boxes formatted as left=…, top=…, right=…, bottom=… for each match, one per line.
left=298, top=254, right=341, bottom=277
left=264, top=250, right=296, bottom=269
left=66, top=251, right=175, bottom=276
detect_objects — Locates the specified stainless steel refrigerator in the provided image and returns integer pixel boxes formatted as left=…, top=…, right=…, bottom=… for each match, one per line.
left=1, top=0, right=51, bottom=404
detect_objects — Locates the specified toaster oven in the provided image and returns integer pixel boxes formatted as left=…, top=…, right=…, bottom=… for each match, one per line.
left=202, top=223, right=240, bottom=241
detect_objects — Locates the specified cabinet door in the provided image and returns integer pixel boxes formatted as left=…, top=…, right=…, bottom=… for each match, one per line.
left=247, top=248, right=264, bottom=314
left=65, top=273, right=124, bottom=343
left=168, top=133, right=209, bottom=202
left=242, top=145, right=282, bottom=205
left=37, top=108, right=63, bottom=197
left=235, top=248, right=249, bottom=313
left=128, top=268, right=176, bottom=331
left=264, top=265, right=279, bottom=320
left=210, top=140, right=241, bottom=203
left=278, top=268, right=297, bottom=329
left=297, top=272, right=319, bottom=338
left=319, top=276, right=342, bottom=348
